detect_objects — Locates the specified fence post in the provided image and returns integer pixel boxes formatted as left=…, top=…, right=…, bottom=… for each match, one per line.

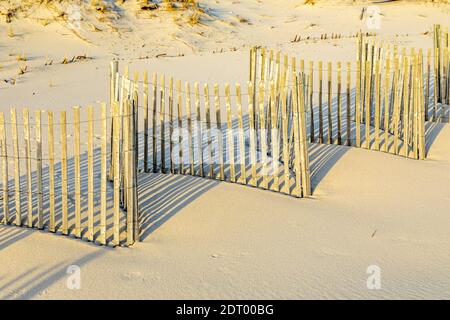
left=270, top=80, right=279, bottom=192
left=204, top=84, right=214, bottom=178
left=225, top=84, right=235, bottom=182
left=60, top=111, right=68, bottom=234
left=177, top=80, right=184, bottom=174
left=73, top=106, right=81, bottom=238
left=87, top=106, right=94, bottom=241
left=23, top=109, right=33, bottom=228
left=248, top=82, right=257, bottom=187
left=236, top=83, right=246, bottom=184
left=35, top=110, right=43, bottom=229
left=214, top=83, right=224, bottom=181
left=195, top=82, right=204, bottom=177
left=47, top=111, right=55, bottom=232
left=143, top=71, right=149, bottom=172
left=0, top=113, right=9, bottom=224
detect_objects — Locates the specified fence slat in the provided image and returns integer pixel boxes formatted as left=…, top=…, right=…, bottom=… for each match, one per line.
left=195, top=82, right=204, bottom=177
left=47, top=111, right=55, bottom=232
left=160, top=75, right=166, bottom=174
left=327, top=62, right=333, bottom=144
left=214, top=83, right=225, bottom=181
left=177, top=80, right=184, bottom=174
left=186, top=82, right=195, bottom=176
left=169, top=77, right=175, bottom=174
left=337, top=62, right=342, bottom=145
left=73, top=107, right=81, bottom=237
left=291, top=73, right=302, bottom=198
left=258, top=81, right=268, bottom=189
left=101, top=102, right=109, bottom=246
left=318, top=61, right=324, bottom=143
left=60, top=111, right=68, bottom=234
left=355, top=60, right=361, bottom=147
left=143, top=71, right=149, bottom=172
left=225, top=84, right=235, bottom=182
left=0, top=113, right=9, bottom=224
left=270, top=80, right=279, bottom=192
left=87, top=106, right=94, bottom=241
left=113, top=101, right=121, bottom=245
left=204, top=84, right=213, bottom=178
left=152, top=73, right=158, bottom=173
left=23, top=109, right=33, bottom=228
left=236, top=84, right=246, bottom=184
left=346, top=62, right=351, bottom=146
left=309, top=61, right=315, bottom=142
left=35, top=111, right=43, bottom=229
left=248, top=82, right=257, bottom=187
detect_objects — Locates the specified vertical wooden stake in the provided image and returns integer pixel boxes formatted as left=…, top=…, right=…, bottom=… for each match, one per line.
left=0, top=113, right=9, bottom=224
left=258, top=81, right=268, bottom=189
left=298, top=76, right=311, bottom=197
left=365, top=60, right=372, bottom=149
left=383, top=57, right=391, bottom=153
left=318, top=61, right=324, bottom=143
left=248, top=82, right=258, bottom=186
left=87, top=106, right=94, bottom=241
left=225, top=84, right=235, bottom=182
left=337, top=62, right=342, bottom=145
left=60, top=111, right=68, bottom=234
left=177, top=80, right=184, bottom=174
left=309, top=61, right=315, bottom=142
left=204, top=84, right=214, bottom=178
left=327, top=62, right=333, bottom=144
left=291, top=73, right=302, bottom=198
left=47, top=111, right=55, bottom=232
left=355, top=60, right=361, bottom=147
left=35, top=111, right=43, bottom=229
left=214, top=83, right=225, bottom=180
left=270, top=80, right=279, bottom=192
left=186, top=82, right=195, bottom=175
left=346, top=62, right=351, bottom=146
left=236, top=83, right=246, bottom=184
left=169, top=77, right=175, bottom=174
left=23, top=109, right=33, bottom=228
left=160, top=74, right=166, bottom=173
left=195, top=82, right=203, bottom=177
left=113, top=101, right=121, bottom=245
left=100, top=103, right=109, bottom=245
left=281, top=83, right=290, bottom=195
left=152, top=73, right=158, bottom=173
left=73, top=107, right=81, bottom=237
left=143, top=71, right=149, bottom=172
left=374, top=60, right=381, bottom=151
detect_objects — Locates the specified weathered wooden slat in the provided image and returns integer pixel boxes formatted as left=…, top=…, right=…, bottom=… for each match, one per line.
left=235, top=83, right=246, bottom=184
left=214, top=83, right=225, bottom=180
left=195, top=82, right=204, bottom=177
left=23, top=109, right=33, bottom=228
left=73, top=106, right=81, bottom=238
left=47, top=111, right=55, bottom=232
left=152, top=73, right=158, bottom=173
left=225, top=84, right=236, bottom=182
left=60, top=111, right=68, bottom=234
left=87, top=106, right=94, bottom=241
left=35, top=111, right=43, bottom=229
left=204, top=84, right=214, bottom=178
left=247, top=82, right=257, bottom=186
left=143, top=71, right=149, bottom=172
left=0, top=113, right=9, bottom=224
left=186, top=82, right=195, bottom=176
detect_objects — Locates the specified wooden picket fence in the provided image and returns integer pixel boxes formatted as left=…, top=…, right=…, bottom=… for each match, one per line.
left=0, top=97, right=139, bottom=246
left=248, top=29, right=450, bottom=160
left=111, top=63, right=312, bottom=198
left=434, top=24, right=449, bottom=115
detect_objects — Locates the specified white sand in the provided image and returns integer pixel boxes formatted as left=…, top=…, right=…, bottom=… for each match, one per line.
left=1, top=0, right=450, bottom=299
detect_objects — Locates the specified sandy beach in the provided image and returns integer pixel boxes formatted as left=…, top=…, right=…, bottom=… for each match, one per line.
left=1, top=0, right=450, bottom=299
